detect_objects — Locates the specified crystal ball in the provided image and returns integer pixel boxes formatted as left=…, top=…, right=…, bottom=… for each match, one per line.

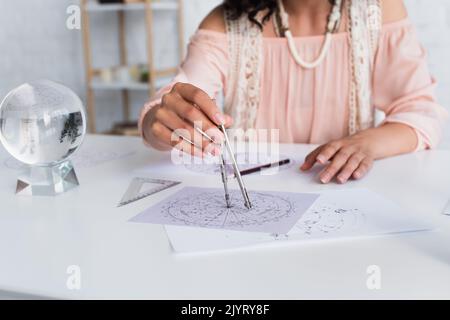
left=0, top=80, right=86, bottom=166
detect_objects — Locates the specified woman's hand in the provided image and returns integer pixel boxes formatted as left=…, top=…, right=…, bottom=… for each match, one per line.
left=300, top=123, right=418, bottom=184
left=300, top=135, right=375, bottom=184
left=143, top=82, right=233, bottom=157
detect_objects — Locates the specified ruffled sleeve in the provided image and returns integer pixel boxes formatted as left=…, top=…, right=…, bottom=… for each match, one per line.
left=373, top=20, right=448, bottom=150
left=138, top=30, right=228, bottom=141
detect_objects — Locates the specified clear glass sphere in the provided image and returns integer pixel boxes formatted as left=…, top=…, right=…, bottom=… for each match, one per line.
left=0, top=80, right=86, bottom=166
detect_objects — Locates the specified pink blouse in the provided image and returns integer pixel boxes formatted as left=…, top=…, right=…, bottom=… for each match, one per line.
left=140, top=19, right=448, bottom=150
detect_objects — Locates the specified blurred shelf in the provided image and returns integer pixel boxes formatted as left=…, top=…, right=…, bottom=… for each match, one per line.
left=108, top=121, right=140, bottom=136
left=86, top=1, right=179, bottom=12
left=81, top=0, right=184, bottom=133
left=90, top=77, right=170, bottom=91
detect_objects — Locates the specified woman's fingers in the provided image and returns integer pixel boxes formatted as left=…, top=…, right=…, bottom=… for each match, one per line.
left=172, top=135, right=207, bottom=159
left=319, top=148, right=354, bottom=183
left=300, top=137, right=375, bottom=183
left=224, top=114, right=234, bottom=128
left=163, top=91, right=224, bottom=144
left=301, top=141, right=342, bottom=171
left=352, top=158, right=373, bottom=180
left=336, top=153, right=366, bottom=184
left=154, top=107, right=187, bottom=133
left=154, top=83, right=236, bottom=156
left=150, top=119, right=210, bottom=158
left=302, top=144, right=374, bottom=183
left=316, top=141, right=342, bottom=164
left=154, top=107, right=220, bottom=156
left=174, top=83, right=226, bottom=126
left=300, top=146, right=323, bottom=171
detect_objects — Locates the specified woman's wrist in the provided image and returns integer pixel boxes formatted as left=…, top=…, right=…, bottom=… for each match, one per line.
left=357, top=123, right=419, bottom=160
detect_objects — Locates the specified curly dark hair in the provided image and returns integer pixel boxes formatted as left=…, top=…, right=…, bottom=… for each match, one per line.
left=223, top=0, right=277, bottom=28
left=223, top=0, right=336, bottom=29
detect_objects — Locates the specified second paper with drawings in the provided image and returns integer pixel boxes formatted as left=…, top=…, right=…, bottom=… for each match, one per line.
left=164, top=189, right=431, bottom=253
left=285, top=203, right=365, bottom=237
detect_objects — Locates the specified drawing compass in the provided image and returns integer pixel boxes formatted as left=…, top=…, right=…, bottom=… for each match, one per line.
left=218, top=124, right=253, bottom=209
left=194, top=124, right=253, bottom=210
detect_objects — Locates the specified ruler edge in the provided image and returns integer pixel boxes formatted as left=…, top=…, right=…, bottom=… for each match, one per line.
left=118, top=177, right=181, bottom=207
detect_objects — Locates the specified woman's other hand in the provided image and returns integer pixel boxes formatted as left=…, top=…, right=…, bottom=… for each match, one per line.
left=300, top=123, right=418, bottom=184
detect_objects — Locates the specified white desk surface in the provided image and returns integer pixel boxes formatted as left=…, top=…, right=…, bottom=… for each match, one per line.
left=1, top=134, right=450, bottom=299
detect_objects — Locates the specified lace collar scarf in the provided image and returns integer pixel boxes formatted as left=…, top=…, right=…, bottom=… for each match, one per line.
left=223, top=0, right=382, bottom=135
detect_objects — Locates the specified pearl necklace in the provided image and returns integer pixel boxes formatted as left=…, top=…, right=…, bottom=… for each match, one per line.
left=275, top=0, right=343, bottom=69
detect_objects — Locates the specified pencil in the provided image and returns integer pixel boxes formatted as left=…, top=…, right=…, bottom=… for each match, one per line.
left=239, top=159, right=290, bottom=176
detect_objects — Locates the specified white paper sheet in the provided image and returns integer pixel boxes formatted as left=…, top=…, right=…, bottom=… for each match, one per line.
left=165, top=189, right=433, bottom=253
left=130, top=187, right=320, bottom=234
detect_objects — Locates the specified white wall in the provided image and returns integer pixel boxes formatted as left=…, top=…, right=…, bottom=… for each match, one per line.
left=0, top=0, right=220, bottom=132
left=0, top=0, right=449, bottom=146
left=408, top=0, right=450, bottom=147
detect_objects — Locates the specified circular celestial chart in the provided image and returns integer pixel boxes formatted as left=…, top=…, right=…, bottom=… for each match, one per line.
left=162, top=190, right=294, bottom=229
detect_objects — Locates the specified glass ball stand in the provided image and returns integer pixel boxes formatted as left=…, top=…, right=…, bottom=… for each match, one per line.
left=0, top=80, right=87, bottom=197
left=16, top=160, right=79, bottom=196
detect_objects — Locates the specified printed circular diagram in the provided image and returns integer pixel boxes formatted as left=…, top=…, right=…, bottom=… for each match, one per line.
left=185, top=152, right=295, bottom=175
left=292, top=202, right=366, bottom=236
left=162, top=190, right=294, bottom=229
